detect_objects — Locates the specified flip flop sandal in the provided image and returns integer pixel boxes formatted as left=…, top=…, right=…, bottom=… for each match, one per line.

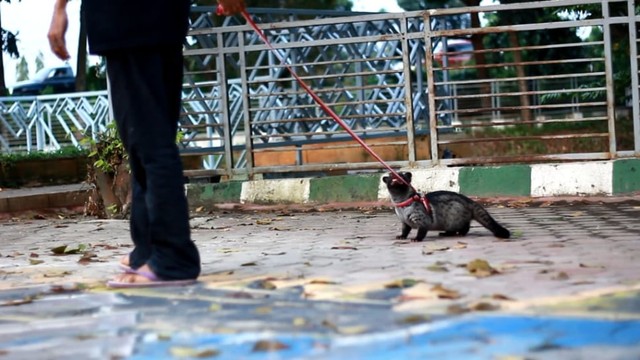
left=107, top=269, right=197, bottom=289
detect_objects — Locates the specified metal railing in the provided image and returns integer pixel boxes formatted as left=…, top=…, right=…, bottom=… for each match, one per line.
left=1, top=0, right=638, bottom=179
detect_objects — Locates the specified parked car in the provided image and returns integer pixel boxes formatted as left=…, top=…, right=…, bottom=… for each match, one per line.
left=11, top=65, right=76, bottom=96
left=434, top=39, right=474, bottom=65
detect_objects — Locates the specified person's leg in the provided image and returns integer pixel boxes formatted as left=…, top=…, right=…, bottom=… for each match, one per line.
left=106, top=45, right=200, bottom=281
left=107, top=65, right=151, bottom=271
left=125, top=153, right=152, bottom=269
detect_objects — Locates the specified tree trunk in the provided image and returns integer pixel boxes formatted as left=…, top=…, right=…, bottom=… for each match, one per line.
left=75, top=6, right=88, bottom=92
left=508, top=31, right=532, bottom=122
left=468, top=4, right=491, bottom=109
left=89, top=164, right=131, bottom=219
left=0, top=9, right=8, bottom=96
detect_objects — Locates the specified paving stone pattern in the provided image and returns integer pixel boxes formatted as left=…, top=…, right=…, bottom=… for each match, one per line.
left=1, top=201, right=640, bottom=359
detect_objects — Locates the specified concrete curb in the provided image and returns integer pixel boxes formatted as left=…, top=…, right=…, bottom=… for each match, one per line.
left=187, top=159, right=640, bottom=206
left=0, top=183, right=90, bottom=213
left=1, top=159, right=638, bottom=213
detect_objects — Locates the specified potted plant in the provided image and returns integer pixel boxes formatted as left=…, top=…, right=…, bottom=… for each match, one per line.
left=83, top=122, right=131, bottom=219
left=82, top=124, right=193, bottom=219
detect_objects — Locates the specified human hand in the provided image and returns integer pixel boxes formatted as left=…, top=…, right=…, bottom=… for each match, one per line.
left=216, top=0, right=246, bottom=15
left=47, top=0, right=70, bottom=60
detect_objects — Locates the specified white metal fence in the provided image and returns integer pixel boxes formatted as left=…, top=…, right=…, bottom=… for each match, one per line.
left=0, top=0, right=638, bottom=179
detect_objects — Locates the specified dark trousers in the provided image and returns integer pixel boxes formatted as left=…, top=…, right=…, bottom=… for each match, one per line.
left=106, top=45, right=201, bottom=280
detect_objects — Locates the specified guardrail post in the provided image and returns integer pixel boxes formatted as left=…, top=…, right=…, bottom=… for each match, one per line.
left=424, top=12, right=439, bottom=165
left=401, top=13, right=417, bottom=165
left=238, top=27, right=255, bottom=179
left=628, top=0, right=640, bottom=155
left=602, top=0, right=617, bottom=157
left=35, top=97, right=44, bottom=151
left=218, top=31, right=234, bottom=177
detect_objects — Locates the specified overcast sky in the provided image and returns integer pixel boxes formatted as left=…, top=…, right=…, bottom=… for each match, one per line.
left=0, top=0, right=403, bottom=87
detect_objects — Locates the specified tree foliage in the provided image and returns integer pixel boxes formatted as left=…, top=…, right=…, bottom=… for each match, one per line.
left=35, top=51, right=44, bottom=72
left=0, top=0, right=20, bottom=58
left=397, top=0, right=450, bottom=11
left=15, top=56, right=27, bottom=81
left=482, top=0, right=586, bottom=77
left=0, top=0, right=20, bottom=95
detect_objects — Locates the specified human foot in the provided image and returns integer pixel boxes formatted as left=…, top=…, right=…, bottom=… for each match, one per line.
left=107, top=264, right=197, bottom=288
left=118, top=254, right=134, bottom=272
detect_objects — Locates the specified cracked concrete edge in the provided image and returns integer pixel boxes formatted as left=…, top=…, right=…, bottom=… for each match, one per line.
left=186, top=159, right=640, bottom=207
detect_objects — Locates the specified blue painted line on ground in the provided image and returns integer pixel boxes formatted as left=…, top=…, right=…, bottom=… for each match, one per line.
left=131, top=314, right=640, bottom=359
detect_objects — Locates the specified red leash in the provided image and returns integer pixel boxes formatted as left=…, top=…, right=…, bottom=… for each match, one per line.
left=217, top=7, right=429, bottom=211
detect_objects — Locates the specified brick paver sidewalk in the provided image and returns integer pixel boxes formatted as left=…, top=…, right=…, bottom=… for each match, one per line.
left=1, top=200, right=639, bottom=358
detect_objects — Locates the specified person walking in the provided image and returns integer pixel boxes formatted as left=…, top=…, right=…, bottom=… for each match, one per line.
left=47, top=0, right=246, bottom=287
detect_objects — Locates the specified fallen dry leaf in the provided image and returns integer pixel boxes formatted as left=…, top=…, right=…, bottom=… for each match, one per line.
left=78, top=251, right=98, bottom=265
left=321, top=319, right=338, bottom=331
left=495, top=355, right=531, bottom=360
left=331, top=246, right=358, bottom=250
left=261, top=252, right=286, bottom=256
left=552, top=271, right=569, bottom=280
left=579, top=263, right=604, bottom=269
left=426, top=263, right=449, bottom=272
left=385, top=278, right=419, bottom=289
left=446, top=304, right=470, bottom=314
left=50, top=284, right=87, bottom=293
left=309, top=279, right=337, bottom=285
left=292, top=317, right=307, bottom=327
left=506, top=199, right=532, bottom=208
left=397, top=314, right=430, bottom=325
left=1, top=296, right=35, bottom=307
left=547, top=243, right=565, bottom=248
left=337, top=325, right=368, bottom=335
left=169, top=346, right=219, bottom=358
left=470, top=302, right=500, bottom=311
left=227, top=292, right=254, bottom=299
left=571, top=281, right=595, bottom=285
left=51, top=244, right=88, bottom=255
left=422, top=244, right=450, bottom=255
left=254, top=280, right=276, bottom=290
left=43, top=270, right=72, bottom=278
left=252, top=340, right=289, bottom=352
left=453, top=241, right=467, bottom=249
left=254, top=306, right=272, bottom=315
left=431, top=284, right=461, bottom=299
left=466, top=259, right=500, bottom=278
left=491, top=293, right=514, bottom=301
left=256, top=219, right=273, bottom=225
left=51, top=245, right=67, bottom=254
